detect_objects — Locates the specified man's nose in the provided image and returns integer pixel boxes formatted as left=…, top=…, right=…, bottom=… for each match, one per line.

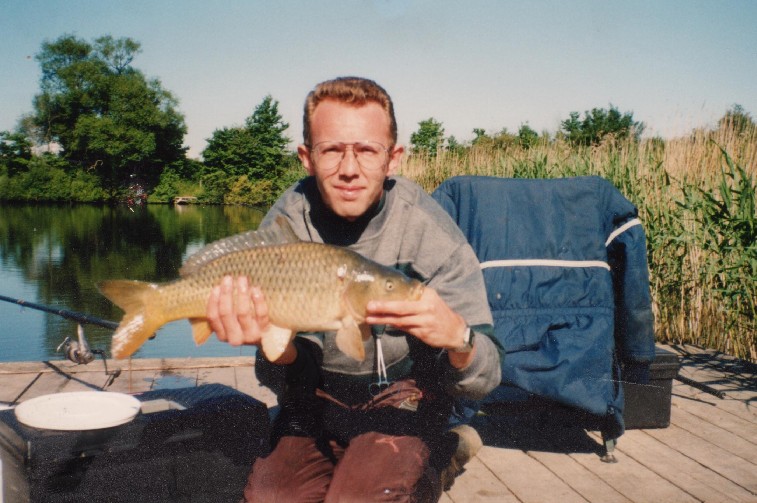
left=337, top=145, right=360, bottom=175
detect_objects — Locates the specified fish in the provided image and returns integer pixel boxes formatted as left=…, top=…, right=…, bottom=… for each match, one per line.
left=97, top=218, right=424, bottom=362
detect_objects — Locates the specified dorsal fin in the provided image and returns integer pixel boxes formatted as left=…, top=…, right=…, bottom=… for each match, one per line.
left=179, top=216, right=300, bottom=277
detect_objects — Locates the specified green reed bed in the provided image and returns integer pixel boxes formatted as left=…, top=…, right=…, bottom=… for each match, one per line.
left=400, top=127, right=756, bottom=362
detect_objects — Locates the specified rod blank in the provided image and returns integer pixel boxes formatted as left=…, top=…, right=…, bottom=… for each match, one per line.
left=0, top=294, right=118, bottom=330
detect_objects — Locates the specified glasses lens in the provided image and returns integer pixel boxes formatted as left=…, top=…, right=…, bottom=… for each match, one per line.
left=312, top=142, right=388, bottom=171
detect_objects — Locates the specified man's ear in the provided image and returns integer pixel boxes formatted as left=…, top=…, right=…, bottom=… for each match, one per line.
left=386, top=145, right=404, bottom=176
left=298, top=145, right=315, bottom=175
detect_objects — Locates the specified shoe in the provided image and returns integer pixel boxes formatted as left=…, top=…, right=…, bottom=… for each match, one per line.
left=440, top=424, right=483, bottom=491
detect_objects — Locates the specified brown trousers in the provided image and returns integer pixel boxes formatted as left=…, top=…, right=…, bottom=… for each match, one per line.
left=243, top=380, right=451, bottom=502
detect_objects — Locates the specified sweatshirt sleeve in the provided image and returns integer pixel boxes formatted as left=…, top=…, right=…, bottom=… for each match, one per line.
left=426, top=240, right=502, bottom=400
left=443, top=328, right=502, bottom=400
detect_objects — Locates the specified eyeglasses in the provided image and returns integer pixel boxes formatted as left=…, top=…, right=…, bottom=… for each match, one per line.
left=309, top=141, right=391, bottom=172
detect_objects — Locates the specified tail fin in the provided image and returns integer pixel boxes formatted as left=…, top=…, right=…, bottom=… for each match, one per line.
left=97, top=280, right=165, bottom=359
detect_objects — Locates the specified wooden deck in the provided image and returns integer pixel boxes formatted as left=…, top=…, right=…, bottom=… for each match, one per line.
left=1, top=344, right=755, bottom=503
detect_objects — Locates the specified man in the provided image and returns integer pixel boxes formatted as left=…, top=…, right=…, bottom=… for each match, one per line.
left=208, top=77, right=500, bottom=501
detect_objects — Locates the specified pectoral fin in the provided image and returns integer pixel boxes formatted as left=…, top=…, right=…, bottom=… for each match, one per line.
left=190, top=318, right=213, bottom=345
left=336, top=317, right=366, bottom=361
left=260, top=324, right=295, bottom=362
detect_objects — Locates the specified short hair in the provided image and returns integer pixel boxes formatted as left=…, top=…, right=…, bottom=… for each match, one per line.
left=302, top=77, right=397, bottom=146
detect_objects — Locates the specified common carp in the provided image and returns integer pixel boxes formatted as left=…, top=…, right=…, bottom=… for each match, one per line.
left=97, top=219, right=424, bottom=362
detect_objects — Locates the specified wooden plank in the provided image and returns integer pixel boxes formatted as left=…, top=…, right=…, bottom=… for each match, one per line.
left=667, top=344, right=757, bottom=404
left=197, top=366, right=237, bottom=387
left=644, top=424, right=757, bottom=494
left=528, top=450, right=632, bottom=503
left=672, top=390, right=757, bottom=442
left=677, top=365, right=757, bottom=403
left=671, top=404, right=757, bottom=464
left=16, top=372, right=73, bottom=401
left=150, top=367, right=199, bottom=390
left=613, top=429, right=757, bottom=503
left=673, top=381, right=757, bottom=424
left=104, top=367, right=159, bottom=394
left=0, top=372, right=40, bottom=403
left=235, top=364, right=278, bottom=408
left=444, top=455, right=519, bottom=502
left=571, top=440, right=699, bottom=503
left=0, top=361, right=49, bottom=374
left=477, top=446, right=589, bottom=503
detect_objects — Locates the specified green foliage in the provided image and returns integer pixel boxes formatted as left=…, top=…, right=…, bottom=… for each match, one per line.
left=517, top=123, right=539, bottom=149
left=446, top=135, right=464, bottom=154
left=149, top=168, right=182, bottom=203
left=0, top=154, right=108, bottom=202
left=198, top=170, right=230, bottom=204
left=31, top=34, right=187, bottom=195
left=68, top=169, right=109, bottom=202
left=470, top=128, right=517, bottom=150
left=225, top=175, right=277, bottom=206
left=202, top=95, right=290, bottom=181
left=561, top=105, right=644, bottom=146
left=410, top=118, right=445, bottom=156
left=0, top=131, right=32, bottom=176
left=680, top=149, right=755, bottom=332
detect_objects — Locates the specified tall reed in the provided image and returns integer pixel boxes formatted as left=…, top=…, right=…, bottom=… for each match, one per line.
left=399, top=125, right=756, bottom=362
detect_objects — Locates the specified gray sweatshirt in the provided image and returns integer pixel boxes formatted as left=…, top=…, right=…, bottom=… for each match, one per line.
left=262, top=176, right=501, bottom=404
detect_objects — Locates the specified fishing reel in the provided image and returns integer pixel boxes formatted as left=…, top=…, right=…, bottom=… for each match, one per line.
left=57, top=324, right=121, bottom=388
left=57, top=324, right=96, bottom=364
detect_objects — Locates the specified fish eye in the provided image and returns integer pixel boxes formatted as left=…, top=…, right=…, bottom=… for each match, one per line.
left=385, top=279, right=394, bottom=291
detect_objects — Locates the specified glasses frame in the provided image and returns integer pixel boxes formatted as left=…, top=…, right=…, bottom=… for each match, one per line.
left=308, top=141, right=392, bottom=173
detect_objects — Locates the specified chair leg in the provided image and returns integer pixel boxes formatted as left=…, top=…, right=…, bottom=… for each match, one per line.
left=600, top=433, right=618, bottom=463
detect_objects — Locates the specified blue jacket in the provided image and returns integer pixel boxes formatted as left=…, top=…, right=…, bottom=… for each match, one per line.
left=432, top=175, right=656, bottom=436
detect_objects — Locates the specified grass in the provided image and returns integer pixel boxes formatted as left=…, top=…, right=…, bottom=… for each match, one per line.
left=399, top=124, right=757, bottom=362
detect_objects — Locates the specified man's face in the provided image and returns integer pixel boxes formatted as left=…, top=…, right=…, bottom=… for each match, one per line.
left=298, top=100, right=403, bottom=221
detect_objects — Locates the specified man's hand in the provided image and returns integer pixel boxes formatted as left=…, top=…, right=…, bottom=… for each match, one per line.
left=365, top=287, right=475, bottom=369
left=207, top=275, right=296, bottom=364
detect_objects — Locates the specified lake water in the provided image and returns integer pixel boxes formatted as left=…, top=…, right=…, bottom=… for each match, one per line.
left=0, top=203, right=266, bottom=362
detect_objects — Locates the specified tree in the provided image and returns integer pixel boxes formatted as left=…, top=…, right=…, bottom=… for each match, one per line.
left=410, top=118, right=445, bottom=155
left=31, top=34, right=187, bottom=195
left=0, top=131, right=33, bottom=176
left=719, top=104, right=755, bottom=135
left=245, top=95, right=290, bottom=180
left=446, top=135, right=464, bottom=154
left=202, top=95, right=290, bottom=181
left=560, top=106, right=644, bottom=146
left=472, top=128, right=488, bottom=145
left=517, top=123, right=539, bottom=149
left=471, top=127, right=517, bottom=150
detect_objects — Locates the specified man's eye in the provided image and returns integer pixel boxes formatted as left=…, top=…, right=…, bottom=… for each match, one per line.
left=356, top=144, right=380, bottom=155
left=320, top=145, right=343, bottom=155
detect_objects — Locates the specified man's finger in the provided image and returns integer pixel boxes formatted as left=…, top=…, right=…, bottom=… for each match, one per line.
left=250, top=286, right=270, bottom=329
left=208, top=284, right=225, bottom=340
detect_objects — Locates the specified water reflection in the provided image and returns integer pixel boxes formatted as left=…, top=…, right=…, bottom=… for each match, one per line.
left=0, top=203, right=264, bottom=362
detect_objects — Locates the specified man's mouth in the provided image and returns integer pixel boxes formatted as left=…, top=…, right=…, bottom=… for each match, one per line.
left=334, top=185, right=363, bottom=200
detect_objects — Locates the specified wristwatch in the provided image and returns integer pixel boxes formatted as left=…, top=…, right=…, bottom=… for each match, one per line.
left=451, top=326, right=475, bottom=353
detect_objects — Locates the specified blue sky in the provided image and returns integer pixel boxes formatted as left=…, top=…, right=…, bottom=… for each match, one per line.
left=2, top=0, right=756, bottom=158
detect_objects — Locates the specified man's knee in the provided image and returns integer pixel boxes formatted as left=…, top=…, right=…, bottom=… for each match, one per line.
left=243, top=436, right=333, bottom=502
left=325, top=433, right=440, bottom=502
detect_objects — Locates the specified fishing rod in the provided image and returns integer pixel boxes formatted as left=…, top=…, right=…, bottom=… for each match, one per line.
left=0, top=294, right=121, bottom=388
left=0, top=293, right=118, bottom=330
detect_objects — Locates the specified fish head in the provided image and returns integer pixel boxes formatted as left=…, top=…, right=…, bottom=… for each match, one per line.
left=342, top=262, right=424, bottom=319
